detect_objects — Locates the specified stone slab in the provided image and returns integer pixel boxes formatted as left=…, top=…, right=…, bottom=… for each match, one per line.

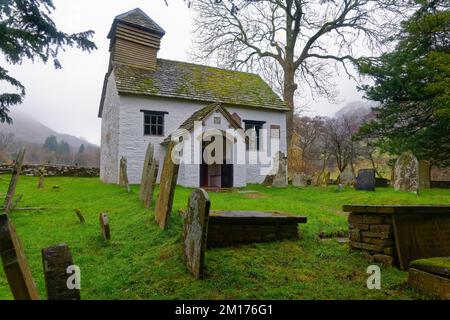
left=343, top=205, right=450, bottom=215
left=183, top=189, right=210, bottom=280
left=42, top=243, right=80, bottom=300
left=209, top=211, right=307, bottom=225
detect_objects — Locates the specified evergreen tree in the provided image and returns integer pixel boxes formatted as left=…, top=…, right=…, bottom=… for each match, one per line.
left=43, top=135, right=58, bottom=152
left=356, top=0, right=450, bottom=166
left=0, top=0, right=96, bottom=123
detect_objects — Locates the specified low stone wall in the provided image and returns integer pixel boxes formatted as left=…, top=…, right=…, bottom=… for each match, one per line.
left=348, top=213, right=396, bottom=266
left=207, top=223, right=299, bottom=248
left=0, top=164, right=99, bottom=177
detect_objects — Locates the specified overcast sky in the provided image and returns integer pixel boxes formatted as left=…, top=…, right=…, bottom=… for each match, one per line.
left=2, top=0, right=364, bottom=145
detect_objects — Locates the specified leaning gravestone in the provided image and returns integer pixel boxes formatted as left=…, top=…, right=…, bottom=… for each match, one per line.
left=183, top=189, right=211, bottom=280
left=394, top=152, right=419, bottom=194
left=42, top=243, right=80, bottom=300
left=355, top=169, right=376, bottom=191
left=119, top=156, right=131, bottom=193
left=143, top=160, right=159, bottom=209
left=272, top=152, right=288, bottom=187
left=418, top=160, right=431, bottom=190
left=139, top=143, right=154, bottom=201
left=292, top=172, right=308, bottom=187
left=0, top=214, right=40, bottom=300
left=155, top=142, right=180, bottom=230
left=4, top=147, right=26, bottom=213
left=99, top=213, right=111, bottom=240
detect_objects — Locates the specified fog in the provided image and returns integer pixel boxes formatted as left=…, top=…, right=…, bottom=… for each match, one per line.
left=1, top=0, right=364, bottom=145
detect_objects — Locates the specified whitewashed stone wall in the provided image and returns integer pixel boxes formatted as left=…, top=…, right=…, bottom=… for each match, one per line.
left=100, top=73, right=120, bottom=184
left=101, top=92, right=287, bottom=187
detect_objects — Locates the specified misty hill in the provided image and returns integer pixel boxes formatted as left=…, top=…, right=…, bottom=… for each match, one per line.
left=0, top=111, right=95, bottom=149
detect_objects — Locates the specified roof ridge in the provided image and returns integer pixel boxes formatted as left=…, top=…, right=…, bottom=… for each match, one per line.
left=157, top=58, right=259, bottom=77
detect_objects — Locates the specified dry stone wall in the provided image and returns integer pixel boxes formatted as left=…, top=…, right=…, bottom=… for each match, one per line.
left=0, top=164, right=99, bottom=177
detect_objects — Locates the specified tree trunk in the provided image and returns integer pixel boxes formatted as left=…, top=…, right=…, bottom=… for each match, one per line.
left=283, top=65, right=296, bottom=150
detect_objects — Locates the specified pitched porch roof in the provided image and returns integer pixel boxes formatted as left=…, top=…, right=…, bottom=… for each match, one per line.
left=161, top=103, right=242, bottom=145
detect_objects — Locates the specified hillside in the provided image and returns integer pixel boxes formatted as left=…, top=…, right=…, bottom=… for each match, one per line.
left=0, top=111, right=95, bottom=148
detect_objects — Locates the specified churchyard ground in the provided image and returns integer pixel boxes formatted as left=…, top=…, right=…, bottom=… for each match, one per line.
left=1, top=175, right=449, bottom=300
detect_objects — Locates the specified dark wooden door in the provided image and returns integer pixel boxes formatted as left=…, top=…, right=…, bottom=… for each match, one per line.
left=200, top=162, right=208, bottom=187
left=221, top=164, right=233, bottom=188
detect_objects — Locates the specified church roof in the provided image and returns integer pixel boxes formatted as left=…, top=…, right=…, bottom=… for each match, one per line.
left=108, top=59, right=288, bottom=115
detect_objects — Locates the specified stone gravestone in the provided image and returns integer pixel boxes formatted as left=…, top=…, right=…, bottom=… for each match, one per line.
left=155, top=142, right=180, bottom=230
left=183, top=189, right=211, bottom=280
left=4, top=147, right=26, bottom=213
left=292, top=172, right=308, bottom=187
left=394, top=152, right=419, bottom=194
left=99, top=213, right=111, bottom=240
left=418, top=160, right=431, bottom=190
left=355, top=169, right=376, bottom=191
left=339, top=168, right=355, bottom=186
left=0, top=214, right=40, bottom=300
left=143, top=160, right=159, bottom=209
left=139, top=143, right=154, bottom=201
left=37, top=167, right=45, bottom=189
left=272, top=152, right=288, bottom=187
left=119, top=156, right=131, bottom=193
left=42, top=243, right=80, bottom=300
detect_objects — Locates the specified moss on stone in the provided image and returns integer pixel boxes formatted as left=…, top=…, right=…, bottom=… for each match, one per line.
left=411, top=257, right=450, bottom=270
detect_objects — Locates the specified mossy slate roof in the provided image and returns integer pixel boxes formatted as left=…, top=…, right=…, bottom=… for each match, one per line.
left=113, top=59, right=288, bottom=111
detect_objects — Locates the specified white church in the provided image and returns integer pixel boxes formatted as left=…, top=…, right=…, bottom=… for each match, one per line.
left=98, top=8, right=288, bottom=188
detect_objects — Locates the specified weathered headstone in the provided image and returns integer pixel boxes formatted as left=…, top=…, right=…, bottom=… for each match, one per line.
left=394, top=152, right=419, bottom=193
left=292, top=172, right=308, bottom=187
left=74, top=209, right=85, bottom=223
left=42, top=243, right=80, bottom=300
left=143, top=160, right=159, bottom=209
left=0, top=214, right=40, bottom=300
left=272, top=152, right=288, bottom=187
left=418, top=160, right=431, bottom=190
left=4, top=147, right=26, bottom=213
left=339, top=168, right=355, bottom=186
left=183, top=189, right=211, bottom=280
left=355, top=169, right=376, bottom=191
left=155, top=142, right=180, bottom=230
left=119, top=156, right=131, bottom=193
left=37, top=167, right=45, bottom=189
left=139, top=143, right=154, bottom=201
left=99, top=213, right=111, bottom=240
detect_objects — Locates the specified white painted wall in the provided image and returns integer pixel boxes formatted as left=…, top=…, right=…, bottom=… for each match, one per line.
left=101, top=92, right=287, bottom=187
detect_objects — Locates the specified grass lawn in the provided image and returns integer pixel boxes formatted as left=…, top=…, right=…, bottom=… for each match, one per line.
left=1, top=175, right=449, bottom=300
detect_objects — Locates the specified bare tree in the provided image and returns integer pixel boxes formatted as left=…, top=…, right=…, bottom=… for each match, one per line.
left=191, top=0, right=410, bottom=147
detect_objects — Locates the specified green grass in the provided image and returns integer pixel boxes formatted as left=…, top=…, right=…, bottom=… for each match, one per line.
left=1, top=175, right=449, bottom=300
